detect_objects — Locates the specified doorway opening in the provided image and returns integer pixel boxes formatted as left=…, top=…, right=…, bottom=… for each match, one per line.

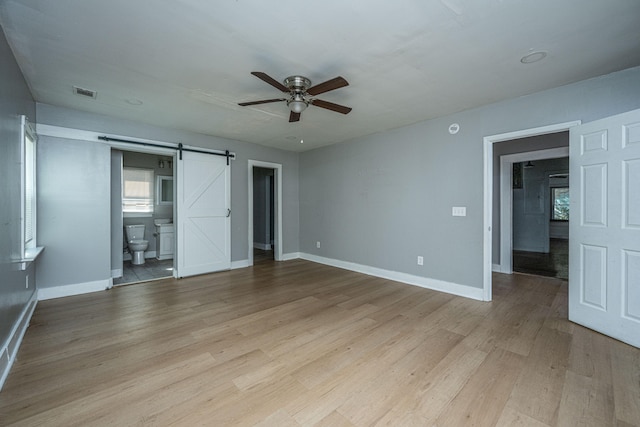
left=111, top=149, right=176, bottom=286
left=509, top=155, right=570, bottom=280
left=253, top=167, right=275, bottom=263
left=248, top=160, right=283, bottom=266
left=483, top=121, right=580, bottom=300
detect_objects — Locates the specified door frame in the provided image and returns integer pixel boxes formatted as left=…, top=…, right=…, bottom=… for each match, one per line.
left=483, top=121, right=580, bottom=300
left=498, top=147, right=569, bottom=274
left=248, top=160, right=283, bottom=265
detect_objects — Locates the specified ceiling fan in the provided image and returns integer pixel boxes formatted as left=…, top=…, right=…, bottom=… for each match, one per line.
left=238, top=71, right=352, bottom=122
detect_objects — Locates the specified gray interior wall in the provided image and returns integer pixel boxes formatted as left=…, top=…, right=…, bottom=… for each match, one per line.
left=0, top=27, right=36, bottom=354
left=492, top=132, right=569, bottom=263
left=36, top=136, right=111, bottom=289
left=299, top=66, right=640, bottom=290
left=35, top=103, right=300, bottom=266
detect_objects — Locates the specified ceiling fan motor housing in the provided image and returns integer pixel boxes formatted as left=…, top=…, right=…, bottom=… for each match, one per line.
left=285, top=76, right=311, bottom=112
left=284, top=76, right=311, bottom=92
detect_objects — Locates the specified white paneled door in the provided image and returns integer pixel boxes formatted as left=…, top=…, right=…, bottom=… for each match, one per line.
left=176, top=151, right=230, bottom=278
left=569, top=108, right=640, bottom=348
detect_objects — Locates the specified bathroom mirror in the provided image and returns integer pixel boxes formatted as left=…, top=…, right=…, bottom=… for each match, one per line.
left=156, top=175, right=173, bottom=205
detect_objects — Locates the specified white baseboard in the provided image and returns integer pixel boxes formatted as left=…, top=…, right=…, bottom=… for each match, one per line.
left=231, top=259, right=250, bottom=270
left=38, top=279, right=111, bottom=301
left=253, top=243, right=272, bottom=250
left=111, top=268, right=123, bottom=278
left=492, top=263, right=501, bottom=272
left=1, top=291, right=37, bottom=391
left=281, top=252, right=300, bottom=261
left=299, top=253, right=484, bottom=301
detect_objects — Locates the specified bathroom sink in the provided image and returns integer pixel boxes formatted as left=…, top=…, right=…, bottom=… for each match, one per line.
left=154, top=218, right=172, bottom=226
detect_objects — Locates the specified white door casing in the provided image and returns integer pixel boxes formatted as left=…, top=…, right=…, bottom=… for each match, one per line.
left=176, top=152, right=231, bottom=277
left=569, top=108, right=640, bottom=348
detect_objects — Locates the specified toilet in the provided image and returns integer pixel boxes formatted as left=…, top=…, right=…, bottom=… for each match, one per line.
left=125, top=224, right=149, bottom=265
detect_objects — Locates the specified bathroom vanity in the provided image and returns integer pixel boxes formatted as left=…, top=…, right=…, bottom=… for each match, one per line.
left=154, top=219, right=174, bottom=260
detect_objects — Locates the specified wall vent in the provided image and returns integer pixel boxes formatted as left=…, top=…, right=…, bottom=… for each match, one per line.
left=73, top=86, right=97, bottom=99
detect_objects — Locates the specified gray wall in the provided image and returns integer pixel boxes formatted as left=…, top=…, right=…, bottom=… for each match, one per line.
left=0, top=27, right=36, bottom=358
left=35, top=103, right=300, bottom=291
left=299, top=66, right=640, bottom=290
left=37, top=136, right=112, bottom=288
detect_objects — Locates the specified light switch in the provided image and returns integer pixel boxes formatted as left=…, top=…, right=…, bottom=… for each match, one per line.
left=452, top=206, right=467, bottom=217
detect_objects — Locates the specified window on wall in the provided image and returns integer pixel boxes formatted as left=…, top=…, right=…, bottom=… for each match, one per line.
left=22, top=116, right=37, bottom=250
left=551, top=187, right=570, bottom=221
left=123, top=167, right=154, bottom=215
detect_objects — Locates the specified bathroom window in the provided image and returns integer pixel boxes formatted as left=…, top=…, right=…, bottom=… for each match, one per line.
left=123, top=167, right=154, bottom=215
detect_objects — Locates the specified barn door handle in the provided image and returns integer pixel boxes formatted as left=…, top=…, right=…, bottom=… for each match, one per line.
left=226, top=208, right=231, bottom=217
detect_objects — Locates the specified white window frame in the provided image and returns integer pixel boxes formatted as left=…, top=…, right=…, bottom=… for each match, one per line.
left=21, top=116, right=37, bottom=253
left=123, top=167, right=155, bottom=217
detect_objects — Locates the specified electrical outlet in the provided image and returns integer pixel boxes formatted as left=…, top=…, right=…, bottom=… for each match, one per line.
left=417, top=256, right=424, bottom=266
left=452, top=206, right=467, bottom=217
left=316, top=241, right=321, bottom=249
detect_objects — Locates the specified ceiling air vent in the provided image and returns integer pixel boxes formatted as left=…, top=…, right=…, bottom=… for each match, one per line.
left=73, top=86, right=97, bottom=99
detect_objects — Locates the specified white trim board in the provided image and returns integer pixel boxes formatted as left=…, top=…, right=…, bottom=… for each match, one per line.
left=231, top=259, right=250, bottom=270
left=300, top=253, right=484, bottom=301
left=0, top=291, right=37, bottom=391
left=281, top=252, right=300, bottom=262
left=38, top=279, right=111, bottom=301
left=483, top=120, right=580, bottom=301
left=36, top=124, right=235, bottom=158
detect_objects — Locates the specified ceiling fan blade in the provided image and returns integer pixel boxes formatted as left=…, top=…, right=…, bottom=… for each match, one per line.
left=306, top=76, right=349, bottom=96
left=238, top=98, right=286, bottom=106
left=251, top=71, right=289, bottom=93
left=289, top=111, right=301, bottom=122
left=310, top=99, right=352, bottom=115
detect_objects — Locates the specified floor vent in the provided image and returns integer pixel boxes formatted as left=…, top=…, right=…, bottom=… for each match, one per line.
left=73, top=85, right=97, bottom=99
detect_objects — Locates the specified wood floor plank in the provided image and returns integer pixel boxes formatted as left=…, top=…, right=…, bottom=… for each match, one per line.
left=495, top=406, right=551, bottom=427
left=374, top=343, right=489, bottom=426
left=0, top=263, right=638, bottom=426
left=435, top=347, right=525, bottom=427
left=505, top=326, right=573, bottom=425
left=610, top=341, right=640, bottom=425
left=556, top=370, right=615, bottom=426
left=336, top=327, right=465, bottom=425
left=315, top=410, right=355, bottom=427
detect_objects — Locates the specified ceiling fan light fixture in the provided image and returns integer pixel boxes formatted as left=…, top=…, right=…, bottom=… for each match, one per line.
left=287, top=95, right=308, bottom=113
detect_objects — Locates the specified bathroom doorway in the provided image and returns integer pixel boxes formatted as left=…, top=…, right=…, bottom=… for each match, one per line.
left=111, top=149, right=176, bottom=285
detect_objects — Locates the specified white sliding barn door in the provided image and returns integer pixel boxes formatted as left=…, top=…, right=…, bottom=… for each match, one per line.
left=176, top=151, right=230, bottom=278
left=569, top=108, right=640, bottom=348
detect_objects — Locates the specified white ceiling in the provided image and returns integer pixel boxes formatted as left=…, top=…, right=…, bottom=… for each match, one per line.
left=1, top=1, right=639, bottom=152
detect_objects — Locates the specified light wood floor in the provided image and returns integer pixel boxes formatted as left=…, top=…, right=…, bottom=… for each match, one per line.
left=1, top=260, right=639, bottom=426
